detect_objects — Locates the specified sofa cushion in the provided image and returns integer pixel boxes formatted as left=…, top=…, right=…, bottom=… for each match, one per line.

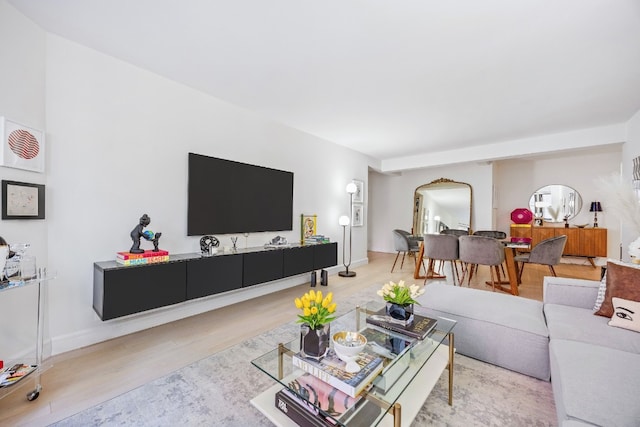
left=418, top=283, right=550, bottom=380
left=609, top=297, right=640, bottom=333
left=545, top=303, right=640, bottom=354
left=595, top=260, right=640, bottom=317
left=549, top=339, right=640, bottom=427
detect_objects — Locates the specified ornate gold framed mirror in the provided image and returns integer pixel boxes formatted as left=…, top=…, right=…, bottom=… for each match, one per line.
left=413, top=178, right=472, bottom=236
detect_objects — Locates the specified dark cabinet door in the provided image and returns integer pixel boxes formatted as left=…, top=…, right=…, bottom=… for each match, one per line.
left=283, top=246, right=315, bottom=276
left=96, top=261, right=186, bottom=321
left=243, top=250, right=284, bottom=286
left=314, top=243, right=338, bottom=269
left=186, top=254, right=243, bottom=299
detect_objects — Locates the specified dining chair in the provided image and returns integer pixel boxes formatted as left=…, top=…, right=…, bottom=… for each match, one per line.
left=422, top=234, right=460, bottom=285
left=391, top=229, right=422, bottom=272
left=473, top=230, right=507, bottom=239
left=458, top=235, right=505, bottom=291
left=440, top=229, right=470, bottom=237
left=514, top=235, right=567, bottom=281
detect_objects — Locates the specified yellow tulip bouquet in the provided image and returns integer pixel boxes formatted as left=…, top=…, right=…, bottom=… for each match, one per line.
left=294, top=289, right=337, bottom=330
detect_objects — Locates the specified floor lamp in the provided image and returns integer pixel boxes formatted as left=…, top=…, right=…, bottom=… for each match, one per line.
left=339, top=182, right=358, bottom=277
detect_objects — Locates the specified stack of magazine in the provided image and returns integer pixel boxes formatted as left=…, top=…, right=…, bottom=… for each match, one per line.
left=365, top=307, right=438, bottom=340
left=276, top=325, right=418, bottom=426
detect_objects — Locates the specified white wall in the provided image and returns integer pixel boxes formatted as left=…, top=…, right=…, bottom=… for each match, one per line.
left=495, top=147, right=622, bottom=260
left=368, top=162, right=493, bottom=253
left=621, top=109, right=640, bottom=260
left=44, top=34, right=371, bottom=354
left=0, top=0, right=48, bottom=360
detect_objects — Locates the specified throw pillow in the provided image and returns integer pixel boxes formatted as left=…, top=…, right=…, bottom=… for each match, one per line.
left=593, top=269, right=607, bottom=311
left=594, top=260, right=640, bottom=317
left=608, top=297, right=640, bottom=333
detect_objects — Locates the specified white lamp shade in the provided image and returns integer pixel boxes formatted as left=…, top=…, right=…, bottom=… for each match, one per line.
left=339, top=215, right=350, bottom=226
left=346, top=182, right=358, bottom=194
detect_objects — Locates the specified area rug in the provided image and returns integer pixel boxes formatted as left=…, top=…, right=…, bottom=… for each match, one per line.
left=51, top=284, right=557, bottom=426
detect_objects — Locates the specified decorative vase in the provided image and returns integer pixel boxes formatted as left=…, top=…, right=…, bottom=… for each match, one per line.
left=300, top=323, right=330, bottom=360
left=386, top=302, right=414, bottom=326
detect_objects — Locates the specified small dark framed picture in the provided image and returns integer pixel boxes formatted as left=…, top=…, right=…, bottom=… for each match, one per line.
left=2, top=180, right=45, bottom=220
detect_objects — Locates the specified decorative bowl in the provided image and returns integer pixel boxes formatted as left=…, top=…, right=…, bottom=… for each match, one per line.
left=511, top=208, right=534, bottom=224
left=574, top=224, right=589, bottom=228
left=332, top=331, right=367, bottom=373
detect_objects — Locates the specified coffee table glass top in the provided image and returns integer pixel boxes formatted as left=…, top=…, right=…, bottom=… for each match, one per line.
left=251, top=300, right=456, bottom=426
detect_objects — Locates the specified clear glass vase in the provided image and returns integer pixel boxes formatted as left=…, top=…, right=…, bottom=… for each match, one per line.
left=299, top=323, right=330, bottom=360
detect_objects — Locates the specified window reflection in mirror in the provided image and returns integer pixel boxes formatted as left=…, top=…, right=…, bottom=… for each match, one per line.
left=413, top=178, right=472, bottom=236
left=528, top=184, right=582, bottom=223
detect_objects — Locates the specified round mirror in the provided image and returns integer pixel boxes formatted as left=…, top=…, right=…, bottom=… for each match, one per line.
left=528, top=185, right=582, bottom=223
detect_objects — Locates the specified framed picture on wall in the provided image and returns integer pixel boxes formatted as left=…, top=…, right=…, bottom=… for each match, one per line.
left=301, top=214, right=317, bottom=242
left=2, top=180, right=45, bottom=220
left=0, top=117, right=45, bottom=173
left=352, top=179, right=364, bottom=203
left=352, top=203, right=364, bottom=227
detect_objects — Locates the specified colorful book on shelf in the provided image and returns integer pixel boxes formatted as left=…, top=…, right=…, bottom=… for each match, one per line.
left=116, top=249, right=169, bottom=260
left=116, top=255, right=170, bottom=266
left=365, top=308, right=438, bottom=340
left=0, top=364, right=37, bottom=387
left=275, top=388, right=332, bottom=427
left=288, top=372, right=362, bottom=422
left=292, top=348, right=383, bottom=398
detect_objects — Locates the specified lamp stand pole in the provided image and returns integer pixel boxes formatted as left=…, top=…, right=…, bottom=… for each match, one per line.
left=339, top=191, right=356, bottom=277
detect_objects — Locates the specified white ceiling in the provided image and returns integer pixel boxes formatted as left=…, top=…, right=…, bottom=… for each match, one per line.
left=8, top=0, right=640, bottom=162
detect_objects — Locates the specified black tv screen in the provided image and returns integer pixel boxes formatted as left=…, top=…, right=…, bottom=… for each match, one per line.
left=188, top=153, right=294, bottom=235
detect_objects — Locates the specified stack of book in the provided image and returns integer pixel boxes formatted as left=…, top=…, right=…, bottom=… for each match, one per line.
left=116, top=250, right=169, bottom=266
left=0, top=363, right=37, bottom=388
left=366, top=308, right=438, bottom=340
left=276, top=325, right=418, bottom=425
left=304, top=235, right=330, bottom=245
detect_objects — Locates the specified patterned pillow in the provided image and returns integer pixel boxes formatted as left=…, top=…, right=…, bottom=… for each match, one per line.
left=593, top=269, right=607, bottom=311
left=594, top=260, right=640, bottom=317
left=608, top=297, right=640, bottom=333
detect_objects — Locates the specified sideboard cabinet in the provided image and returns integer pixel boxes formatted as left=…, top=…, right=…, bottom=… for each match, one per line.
left=510, top=225, right=606, bottom=266
left=94, top=243, right=338, bottom=321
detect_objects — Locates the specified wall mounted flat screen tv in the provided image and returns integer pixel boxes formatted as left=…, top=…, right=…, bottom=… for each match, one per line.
left=188, top=153, right=294, bottom=235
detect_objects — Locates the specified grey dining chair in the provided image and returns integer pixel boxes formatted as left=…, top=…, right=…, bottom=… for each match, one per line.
left=440, top=229, right=470, bottom=237
left=514, top=235, right=567, bottom=281
left=391, top=229, right=422, bottom=272
left=423, top=234, right=460, bottom=285
left=473, top=230, right=507, bottom=239
left=458, top=235, right=505, bottom=291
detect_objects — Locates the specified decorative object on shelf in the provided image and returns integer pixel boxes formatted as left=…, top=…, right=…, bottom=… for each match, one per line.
left=129, top=214, right=162, bottom=253
left=332, top=331, right=367, bottom=373
left=294, top=289, right=336, bottom=360
left=590, top=201, right=602, bottom=228
left=563, top=215, right=570, bottom=228
left=339, top=181, right=358, bottom=278
left=510, top=208, right=533, bottom=224
left=243, top=232, right=249, bottom=248
left=575, top=224, right=589, bottom=228
left=376, top=280, right=425, bottom=326
left=199, top=235, right=219, bottom=255
left=0, top=117, right=45, bottom=173
left=230, top=236, right=238, bottom=252
left=0, top=240, right=8, bottom=283
left=1, top=180, right=45, bottom=220
left=300, top=214, right=317, bottom=244
left=265, top=235, right=289, bottom=248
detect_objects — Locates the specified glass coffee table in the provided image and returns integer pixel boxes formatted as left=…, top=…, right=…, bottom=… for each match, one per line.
left=251, top=301, right=456, bottom=427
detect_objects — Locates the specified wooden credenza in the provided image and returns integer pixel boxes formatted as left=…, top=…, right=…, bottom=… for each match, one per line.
left=510, top=225, right=607, bottom=267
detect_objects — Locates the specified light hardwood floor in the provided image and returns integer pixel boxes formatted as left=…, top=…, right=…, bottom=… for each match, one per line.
left=0, top=251, right=601, bottom=426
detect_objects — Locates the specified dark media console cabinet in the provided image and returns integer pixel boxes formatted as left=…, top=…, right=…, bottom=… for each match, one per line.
left=93, top=243, right=337, bottom=321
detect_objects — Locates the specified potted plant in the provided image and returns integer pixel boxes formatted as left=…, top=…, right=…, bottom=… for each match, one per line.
left=376, top=280, right=424, bottom=325
left=294, top=290, right=337, bottom=359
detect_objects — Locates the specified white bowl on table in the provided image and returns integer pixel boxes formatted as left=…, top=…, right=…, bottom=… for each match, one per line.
left=332, top=331, right=367, bottom=373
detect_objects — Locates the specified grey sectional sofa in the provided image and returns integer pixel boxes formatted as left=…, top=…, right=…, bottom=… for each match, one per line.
left=419, top=278, right=640, bottom=427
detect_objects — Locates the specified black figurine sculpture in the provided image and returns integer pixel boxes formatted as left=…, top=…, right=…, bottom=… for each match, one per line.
left=130, top=214, right=162, bottom=253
